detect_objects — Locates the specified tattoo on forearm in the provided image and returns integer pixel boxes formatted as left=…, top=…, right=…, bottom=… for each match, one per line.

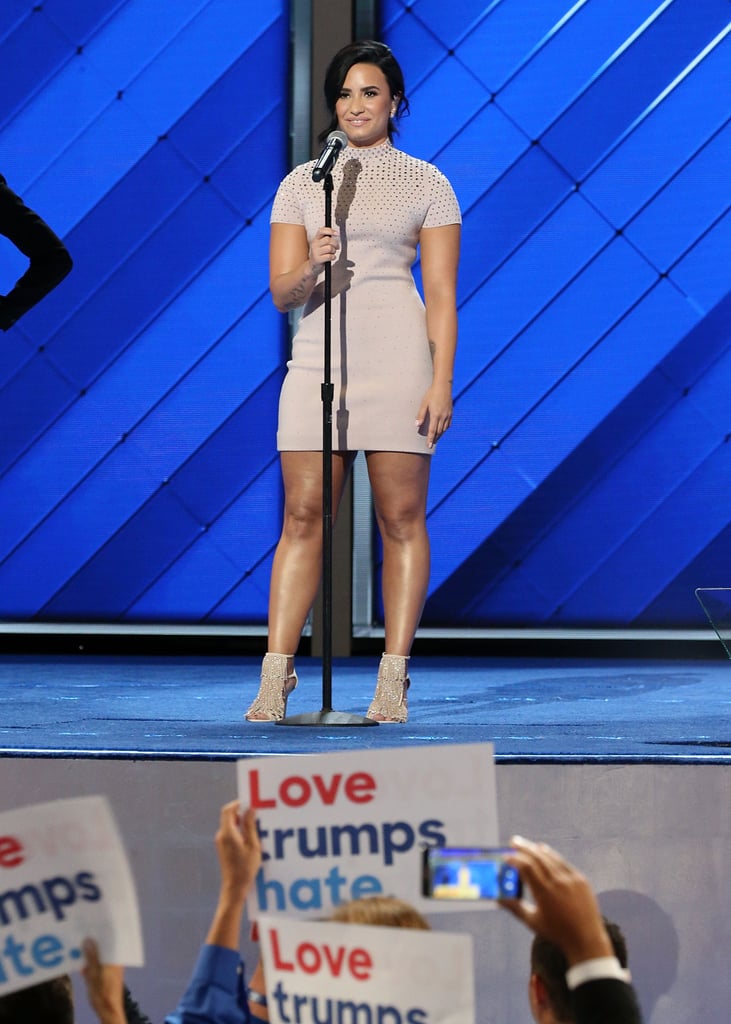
left=282, top=275, right=313, bottom=311
left=428, top=339, right=453, bottom=383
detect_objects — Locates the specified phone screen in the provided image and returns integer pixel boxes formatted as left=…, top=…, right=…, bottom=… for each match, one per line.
left=421, top=846, right=522, bottom=900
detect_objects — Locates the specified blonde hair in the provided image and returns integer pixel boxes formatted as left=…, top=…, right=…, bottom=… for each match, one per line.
left=330, top=895, right=430, bottom=931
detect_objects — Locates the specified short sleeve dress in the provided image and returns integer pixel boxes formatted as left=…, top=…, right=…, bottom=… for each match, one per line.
left=270, top=140, right=461, bottom=454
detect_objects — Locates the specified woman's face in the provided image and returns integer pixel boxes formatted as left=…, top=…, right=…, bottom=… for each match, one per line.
left=336, top=63, right=396, bottom=148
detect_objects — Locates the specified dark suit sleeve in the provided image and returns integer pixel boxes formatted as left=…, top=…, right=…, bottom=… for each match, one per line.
left=0, top=173, right=73, bottom=330
left=571, top=977, right=643, bottom=1024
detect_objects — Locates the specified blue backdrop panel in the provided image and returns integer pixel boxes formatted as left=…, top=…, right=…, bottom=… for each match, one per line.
left=581, top=33, right=731, bottom=226
left=0, top=1, right=287, bottom=623
left=670, top=209, right=731, bottom=311
left=540, top=0, right=730, bottom=180
left=454, top=0, right=584, bottom=92
left=495, top=0, right=663, bottom=141
left=0, top=10, right=73, bottom=128
left=457, top=146, right=575, bottom=300
left=435, top=105, right=527, bottom=216
left=625, top=125, right=731, bottom=270
left=127, top=460, right=282, bottom=622
left=451, top=194, right=613, bottom=387
left=381, top=0, right=731, bottom=628
left=2, top=1, right=729, bottom=631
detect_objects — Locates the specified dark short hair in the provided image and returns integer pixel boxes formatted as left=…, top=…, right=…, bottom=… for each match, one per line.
left=0, top=975, right=74, bottom=1024
left=531, top=918, right=628, bottom=1023
left=318, top=40, right=410, bottom=144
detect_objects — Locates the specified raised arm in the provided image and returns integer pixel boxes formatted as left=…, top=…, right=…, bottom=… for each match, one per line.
left=205, top=802, right=262, bottom=949
left=165, top=802, right=262, bottom=1024
left=500, top=837, right=643, bottom=1024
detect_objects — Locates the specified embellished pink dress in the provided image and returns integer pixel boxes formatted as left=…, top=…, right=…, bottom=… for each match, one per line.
left=270, top=140, right=461, bottom=454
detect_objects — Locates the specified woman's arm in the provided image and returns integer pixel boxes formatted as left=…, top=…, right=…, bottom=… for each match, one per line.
left=416, top=222, right=461, bottom=448
left=80, top=939, right=128, bottom=1024
left=205, top=803, right=262, bottom=950
left=269, top=222, right=340, bottom=313
left=165, top=803, right=262, bottom=1024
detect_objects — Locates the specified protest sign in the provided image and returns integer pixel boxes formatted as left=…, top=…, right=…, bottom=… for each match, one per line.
left=238, top=743, right=498, bottom=918
left=259, top=913, right=474, bottom=1024
left=0, top=795, right=143, bottom=996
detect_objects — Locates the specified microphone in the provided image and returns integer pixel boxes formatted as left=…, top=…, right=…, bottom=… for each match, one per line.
left=312, top=130, right=348, bottom=182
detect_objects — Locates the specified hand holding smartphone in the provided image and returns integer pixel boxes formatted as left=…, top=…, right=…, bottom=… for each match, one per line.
left=422, top=846, right=522, bottom=901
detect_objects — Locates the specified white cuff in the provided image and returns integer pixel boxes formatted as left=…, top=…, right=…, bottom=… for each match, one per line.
left=566, top=956, right=632, bottom=990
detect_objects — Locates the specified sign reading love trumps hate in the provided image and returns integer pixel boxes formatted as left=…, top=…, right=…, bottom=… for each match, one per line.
left=238, top=743, right=498, bottom=917
left=259, top=913, right=474, bottom=1024
left=0, top=796, right=143, bottom=996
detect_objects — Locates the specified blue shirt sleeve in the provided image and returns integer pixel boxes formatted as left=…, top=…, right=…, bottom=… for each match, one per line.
left=165, top=944, right=251, bottom=1024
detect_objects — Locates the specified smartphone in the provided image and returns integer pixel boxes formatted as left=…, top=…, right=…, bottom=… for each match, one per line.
left=421, top=846, right=522, bottom=900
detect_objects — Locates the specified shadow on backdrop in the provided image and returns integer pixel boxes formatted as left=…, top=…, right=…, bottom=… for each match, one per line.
left=599, top=889, right=679, bottom=1023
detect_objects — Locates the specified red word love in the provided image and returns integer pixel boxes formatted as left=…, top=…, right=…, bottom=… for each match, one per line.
left=268, top=927, right=372, bottom=980
left=248, top=769, right=376, bottom=809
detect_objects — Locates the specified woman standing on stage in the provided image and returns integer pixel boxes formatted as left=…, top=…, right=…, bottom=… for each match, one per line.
left=246, top=40, right=461, bottom=724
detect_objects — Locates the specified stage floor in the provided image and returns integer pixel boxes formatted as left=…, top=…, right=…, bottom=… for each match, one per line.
left=2, top=652, right=729, bottom=763
left=2, top=656, right=730, bottom=1024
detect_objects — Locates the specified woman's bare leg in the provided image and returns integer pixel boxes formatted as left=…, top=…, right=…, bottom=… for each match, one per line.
left=267, top=450, right=355, bottom=656
left=366, top=451, right=431, bottom=656
left=246, top=451, right=355, bottom=721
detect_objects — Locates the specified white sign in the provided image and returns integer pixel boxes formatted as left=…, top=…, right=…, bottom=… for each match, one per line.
left=259, top=913, right=474, bottom=1024
left=0, top=795, right=143, bottom=996
left=238, top=743, right=498, bottom=917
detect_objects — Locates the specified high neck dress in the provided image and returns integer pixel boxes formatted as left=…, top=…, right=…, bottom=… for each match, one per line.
left=270, top=140, right=461, bottom=454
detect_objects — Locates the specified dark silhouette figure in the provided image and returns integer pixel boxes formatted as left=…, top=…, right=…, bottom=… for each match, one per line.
left=0, top=173, right=72, bottom=331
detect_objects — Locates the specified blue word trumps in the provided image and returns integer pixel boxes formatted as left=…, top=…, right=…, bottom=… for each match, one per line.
left=0, top=833, right=103, bottom=988
left=249, top=766, right=447, bottom=912
left=255, top=820, right=446, bottom=912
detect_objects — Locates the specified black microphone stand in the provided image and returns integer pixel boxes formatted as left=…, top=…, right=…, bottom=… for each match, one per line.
left=278, top=171, right=377, bottom=727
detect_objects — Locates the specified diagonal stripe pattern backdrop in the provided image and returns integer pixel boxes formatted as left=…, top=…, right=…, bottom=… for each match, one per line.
left=380, top=0, right=731, bottom=628
left=0, top=1, right=729, bottom=630
left=0, top=0, right=288, bottom=624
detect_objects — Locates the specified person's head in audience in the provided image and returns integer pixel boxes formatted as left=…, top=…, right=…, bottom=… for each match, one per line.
left=0, top=974, right=74, bottom=1024
left=247, top=893, right=430, bottom=1020
left=528, top=916, right=627, bottom=1024
left=331, top=894, right=430, bottom=930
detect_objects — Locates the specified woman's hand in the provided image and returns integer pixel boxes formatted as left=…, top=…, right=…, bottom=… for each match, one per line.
left=205, top=802, right=262, bottom=950
left=215, top=802, right=262, bottom=901
left=416, top=380, right=453, bottom=449
left=270, top=223, right=338, bottom=312
left=308, top=227, right=341, bottom=273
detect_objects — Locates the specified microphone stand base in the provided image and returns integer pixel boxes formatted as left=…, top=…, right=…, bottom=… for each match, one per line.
left=277, top=710, right=379, bottom=727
